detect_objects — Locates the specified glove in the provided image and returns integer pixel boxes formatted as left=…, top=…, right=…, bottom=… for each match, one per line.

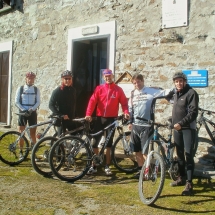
left=28, top=108, right=34, bottom=114
left=24, top=111, right=31, bottom=117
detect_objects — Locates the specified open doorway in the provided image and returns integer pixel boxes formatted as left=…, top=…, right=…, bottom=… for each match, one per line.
left=72, top=38, right=108, bottom=117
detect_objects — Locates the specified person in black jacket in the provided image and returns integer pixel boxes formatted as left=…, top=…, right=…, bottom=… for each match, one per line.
left=168, top=72, right=199, bottom=196
left=49, top=70, right=77, bottom=135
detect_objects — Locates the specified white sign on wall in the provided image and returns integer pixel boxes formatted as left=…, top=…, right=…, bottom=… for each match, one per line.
left=162, top=0, right=188, bottom=28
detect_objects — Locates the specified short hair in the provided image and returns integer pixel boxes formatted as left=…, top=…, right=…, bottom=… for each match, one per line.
left=131, top=73, right=144, bottom=82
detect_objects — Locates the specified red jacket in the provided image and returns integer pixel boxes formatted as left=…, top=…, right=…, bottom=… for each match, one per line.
left=86, top=83, right=129, bottom=117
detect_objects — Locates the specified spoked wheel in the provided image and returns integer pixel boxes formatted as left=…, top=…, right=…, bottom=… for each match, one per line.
left=0, top=131, right=30, bottom=165
left=111, top=131, right=138, bottom=173
left=169, top=146, right=180, bottom=181
left=49, top=135, right=92, bottom=182
left=138, top=151, right=165, bottom=205
left=31, top=136, right=58, bottom=177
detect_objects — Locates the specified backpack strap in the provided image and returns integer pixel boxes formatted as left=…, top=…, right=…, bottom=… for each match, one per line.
left=19, top=85, right=24, bottom=105
left=19, top=85, right=38, bottom=105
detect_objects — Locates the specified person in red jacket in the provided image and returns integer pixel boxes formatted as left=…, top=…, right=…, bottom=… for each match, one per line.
left=85, top=69, right=130, bottom=176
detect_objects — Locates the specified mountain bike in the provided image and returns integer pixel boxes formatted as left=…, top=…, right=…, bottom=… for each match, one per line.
left=31, top=120, right=84, bottom=177
left=195, top=107, right=215, bottom=167
left=48, top=115, right=137, bottom=182
left=137, top=116, right=179, bottom=205
left=0, top=113, right=61, bottom=166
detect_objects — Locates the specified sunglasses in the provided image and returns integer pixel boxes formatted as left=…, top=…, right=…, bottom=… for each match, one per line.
left=64, top=78, right=72, bottom=80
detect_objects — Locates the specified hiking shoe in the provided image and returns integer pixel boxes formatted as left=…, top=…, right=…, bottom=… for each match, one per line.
left=104, top=166, right=112, bottom=176
left=170, top=176, right=185, bottom=187
left=182, top=181, right=193, bottom=196
left=133, top=170, right=140, bottom=179
left=87, top=166, right=97, bottom=175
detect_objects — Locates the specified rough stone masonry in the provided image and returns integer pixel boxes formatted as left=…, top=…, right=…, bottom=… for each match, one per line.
left=0, top=0, right=215, bottom=177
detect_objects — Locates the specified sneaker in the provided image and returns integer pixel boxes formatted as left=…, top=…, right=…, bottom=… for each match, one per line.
left=19, top=151, right=24, bottom=160
left=170, top=176, right=185, bottom=187
left=182, top=181, right=193, bottom=196
left=87, top=166, right=97, bottom=175
left=104, top=166, right=112, bottom=176
left=133, top=170, right=140, bottom=179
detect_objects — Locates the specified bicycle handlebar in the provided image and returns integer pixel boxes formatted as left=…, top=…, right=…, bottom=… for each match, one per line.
left=199, top=107, right=215, bottom=115
left=136, top=116, right=169, bottom=127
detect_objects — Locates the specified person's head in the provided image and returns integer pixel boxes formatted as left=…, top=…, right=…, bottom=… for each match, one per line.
left=103, top=69, right=114, bottom=84
left=61, top=70, right=73, bottom=87
left=131, top=73, right=144, bottom=90
left=172, top=72, right=187, bottom=91
left=25, top=72, right=36, bottom=86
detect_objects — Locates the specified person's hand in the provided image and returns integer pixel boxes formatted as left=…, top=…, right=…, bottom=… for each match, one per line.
left=128, top=123, right=132, bottom=130
left=63, top=115, right=70, bottom=120
left=28, top=108, right=34, bottom=114
left=85, top=116, right=92, bottom=122
left=124, top=113, right=130, bottom=120
left=174, top=123, right=181, bottom=131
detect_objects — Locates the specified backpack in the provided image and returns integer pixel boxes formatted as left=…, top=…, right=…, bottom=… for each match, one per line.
left=19, top=85, right=38, bottom=106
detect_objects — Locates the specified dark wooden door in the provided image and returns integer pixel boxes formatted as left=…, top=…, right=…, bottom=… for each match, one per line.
left=72, top=39, right=107, bottom=117
left=0, top=51, right=9, bottom=124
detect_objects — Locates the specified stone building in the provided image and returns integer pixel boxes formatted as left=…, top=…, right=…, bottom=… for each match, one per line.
left=0, top=0, right=214, bottom=127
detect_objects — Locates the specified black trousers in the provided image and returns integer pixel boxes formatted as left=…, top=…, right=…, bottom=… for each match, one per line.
left=174, top=129, right=196, bottom=181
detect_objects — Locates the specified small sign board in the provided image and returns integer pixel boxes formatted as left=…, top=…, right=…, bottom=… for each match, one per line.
left=182, top=70, right=208, bottom=87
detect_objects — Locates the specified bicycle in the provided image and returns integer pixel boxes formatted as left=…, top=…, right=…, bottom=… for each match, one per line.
left=195, top=107, right=215, bottom=167
left=137, top=116, right=179, bottom=205
left=31, top=120, right=85, bottom=177
left=48, top=115, right=138, bottom=182
left=0, top=112, right=61, bottom=166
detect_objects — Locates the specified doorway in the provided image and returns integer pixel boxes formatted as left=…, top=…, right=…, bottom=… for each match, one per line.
left=72, top=38, right=108, bottom=117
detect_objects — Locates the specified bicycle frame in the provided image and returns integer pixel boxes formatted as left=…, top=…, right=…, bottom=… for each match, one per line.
left=153, top=125, right=174, bottom=168
left=15, top=117, right=57, bottom=149
left=76, top=116, right=130, bottom=164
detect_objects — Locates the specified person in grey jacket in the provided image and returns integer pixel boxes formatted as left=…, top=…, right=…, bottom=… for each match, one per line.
left=169, top=72, right=199, bottom=196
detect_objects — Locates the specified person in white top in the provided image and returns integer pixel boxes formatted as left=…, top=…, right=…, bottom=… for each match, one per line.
left=128, top=73, right=166, bottom=179
left=15, top=72, right=40, bottom=157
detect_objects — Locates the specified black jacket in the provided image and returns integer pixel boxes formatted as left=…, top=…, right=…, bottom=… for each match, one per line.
left=49, top=86, right=76, bottom=119
left=170, top=84, right=199, bottom=129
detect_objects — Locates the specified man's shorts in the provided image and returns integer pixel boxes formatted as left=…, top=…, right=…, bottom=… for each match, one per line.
left=18, top=111, right=37, bottom=126
left=130, top=124, right=153, bottom=154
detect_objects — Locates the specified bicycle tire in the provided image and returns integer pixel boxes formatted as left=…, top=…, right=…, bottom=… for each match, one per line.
left=111, top=131, right=138, bottom=173
left=0, top=131, right=30, bottom=165
left=138, top=151, right=165, bottom=205
left=169, top=146, right=180, bottom=181
left=49, top=135, right=92, bottom=182
left=193, top=127, right=199, bottom=156
left=31, top=136, right=58, bottom=177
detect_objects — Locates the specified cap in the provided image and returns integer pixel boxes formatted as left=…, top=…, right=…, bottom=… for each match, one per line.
left=103, top=69, right=113, bottom=76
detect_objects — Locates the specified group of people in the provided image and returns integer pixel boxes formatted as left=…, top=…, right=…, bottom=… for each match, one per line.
left=15, top=69, right=199, bottom=196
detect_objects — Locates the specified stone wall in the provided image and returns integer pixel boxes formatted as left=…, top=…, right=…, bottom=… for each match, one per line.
left=0, top=0, right=215, bottom=128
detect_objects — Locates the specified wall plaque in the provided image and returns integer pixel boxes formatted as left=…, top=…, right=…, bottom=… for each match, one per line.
left=82, top=26, right=98, bottom=35
left=162, top=0, right=188, bottom=28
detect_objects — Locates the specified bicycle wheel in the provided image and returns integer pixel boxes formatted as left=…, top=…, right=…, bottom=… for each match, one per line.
left=112, top=131, right=138, bottom=173
left=138, top=151, right=165, bottom=205
left=31, top=136, right=58, bottom=177
left=49, top=135, right=92, bottom=182
left=193, top=127, right=199, bottom=156
left=169, top=145, right=180, bottom=181
left=0, top=131, right=30, bottom=165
